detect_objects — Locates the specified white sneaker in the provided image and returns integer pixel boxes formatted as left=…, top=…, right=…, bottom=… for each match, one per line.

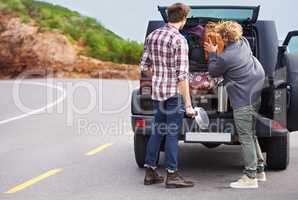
left=256, top=172, right=266, bottom=182
left=230, top=175, right=258, bottom=189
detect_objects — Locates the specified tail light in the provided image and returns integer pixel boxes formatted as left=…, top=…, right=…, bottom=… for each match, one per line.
left=141, top=86, right=152, bottom=95
left=272, top=120, right=284, bottom=130
left=135, top=119, right=146, bottom=128
left=140, top=73, right=152, bottom=96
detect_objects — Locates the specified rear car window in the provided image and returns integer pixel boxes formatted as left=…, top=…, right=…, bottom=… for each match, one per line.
left=188, top=8, right=253, bottom=22
left=158, top=6, right=260, bottom=24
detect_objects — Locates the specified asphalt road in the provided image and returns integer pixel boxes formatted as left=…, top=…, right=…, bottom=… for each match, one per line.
left=0, top=79, right=297, bottom=200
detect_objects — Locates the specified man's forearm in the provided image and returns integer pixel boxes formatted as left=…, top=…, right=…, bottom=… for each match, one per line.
left=142, top=68, right=153, bottom=77
left=178, top=79, right=192, bottom=108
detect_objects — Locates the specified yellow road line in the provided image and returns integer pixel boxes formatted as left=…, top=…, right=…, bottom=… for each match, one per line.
left=5, top=168, right=63, bottom=194
left=85, top=143, right=113, bottom=156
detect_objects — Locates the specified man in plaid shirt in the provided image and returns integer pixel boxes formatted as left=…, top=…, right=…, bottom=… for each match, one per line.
left=141, top=3, right=196, bottom=189
left=140, top=22, right=190, bottom=100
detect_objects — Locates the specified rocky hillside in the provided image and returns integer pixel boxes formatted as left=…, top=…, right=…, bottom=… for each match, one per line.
left=0, top=0, right=141, bottom=79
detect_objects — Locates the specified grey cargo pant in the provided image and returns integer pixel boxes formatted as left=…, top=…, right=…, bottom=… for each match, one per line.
left=233, top=100, right=265, bottom=178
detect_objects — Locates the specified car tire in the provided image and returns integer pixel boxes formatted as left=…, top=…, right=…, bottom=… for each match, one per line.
left=266, top=134, right=289, bottom=170
left=134, top=134, right=160, bottom=168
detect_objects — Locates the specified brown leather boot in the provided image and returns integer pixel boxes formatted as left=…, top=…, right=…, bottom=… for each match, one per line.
left=144, top=168, right=164, bottom=185
left=165, top=171, right=194, bottom=188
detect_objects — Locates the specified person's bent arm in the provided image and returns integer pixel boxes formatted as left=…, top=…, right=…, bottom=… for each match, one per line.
left=208, top=52, right=225, bottom=77
left=140, top=37, right=152, bottom=77
left=204, top=39, right=225, bottom=77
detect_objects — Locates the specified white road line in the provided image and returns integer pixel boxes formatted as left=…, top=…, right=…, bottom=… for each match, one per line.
left=0, top=81, right=66, bottom=125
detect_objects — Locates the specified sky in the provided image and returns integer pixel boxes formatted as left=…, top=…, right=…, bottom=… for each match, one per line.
left=41, top=0, right=298, bottom=42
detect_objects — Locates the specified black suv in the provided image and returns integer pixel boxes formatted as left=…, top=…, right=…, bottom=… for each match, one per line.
left=131, top=6, right=298, bottom=170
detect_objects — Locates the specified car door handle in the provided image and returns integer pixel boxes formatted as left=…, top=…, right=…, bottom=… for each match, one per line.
left=287, top=85, right=291, bottom=109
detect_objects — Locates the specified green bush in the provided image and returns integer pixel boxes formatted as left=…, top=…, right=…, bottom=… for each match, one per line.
left=0, top=0, right=26, bottom=12
left=0, top=0, right=143, bottom=64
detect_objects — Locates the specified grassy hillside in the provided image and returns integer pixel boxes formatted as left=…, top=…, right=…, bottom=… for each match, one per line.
left=0, top=0, right=143, bottom=64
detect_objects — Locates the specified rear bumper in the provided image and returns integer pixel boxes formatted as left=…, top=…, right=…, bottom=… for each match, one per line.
left=131, top=114, right=289, bottom=143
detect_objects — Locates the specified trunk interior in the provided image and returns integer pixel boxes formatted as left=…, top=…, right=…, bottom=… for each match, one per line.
left=139, top=21, right=261, bottom=118
left=183, top=20, right=258, bottom=117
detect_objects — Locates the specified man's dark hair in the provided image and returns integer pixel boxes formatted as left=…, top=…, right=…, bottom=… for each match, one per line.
left=167, top=3, right=190, bottom=23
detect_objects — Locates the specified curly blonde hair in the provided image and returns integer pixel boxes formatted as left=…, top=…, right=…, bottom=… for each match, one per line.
left=215, top=21, right=243, bottom=44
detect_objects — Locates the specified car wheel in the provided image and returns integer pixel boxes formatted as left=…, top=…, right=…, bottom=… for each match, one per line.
left=266, top=134, right=289, bottom=170
left=134, top=134, right=160, bottom=168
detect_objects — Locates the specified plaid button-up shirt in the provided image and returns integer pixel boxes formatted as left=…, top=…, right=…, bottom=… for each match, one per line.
left=140, top=24, right=189, bottom=101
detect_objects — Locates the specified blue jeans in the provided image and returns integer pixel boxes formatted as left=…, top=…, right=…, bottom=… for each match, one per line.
left=145, top=94, right=184, bottom=171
